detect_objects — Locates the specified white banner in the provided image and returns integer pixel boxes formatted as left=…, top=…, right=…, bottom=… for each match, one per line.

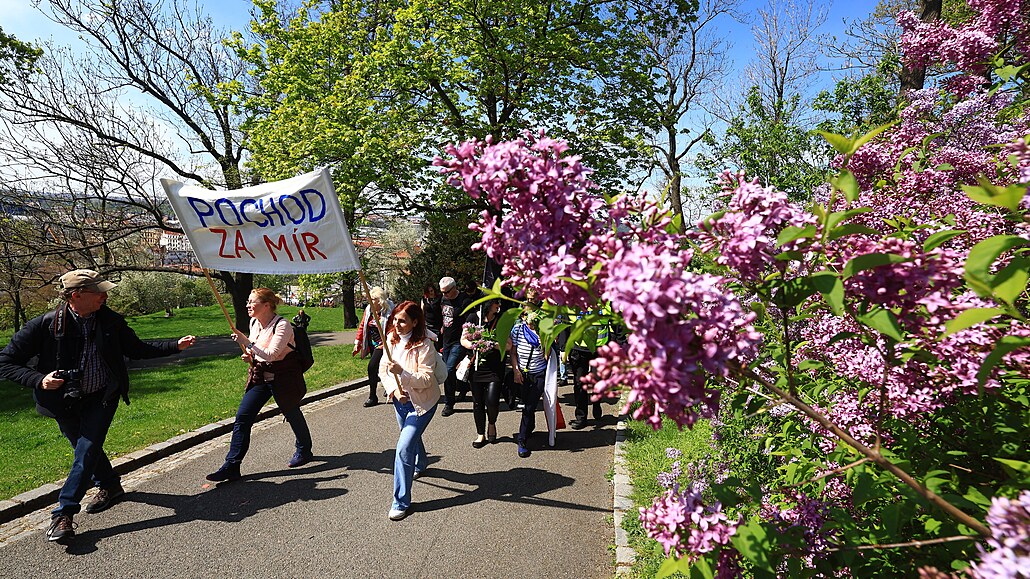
left=161, top=168, right=361, bottom=274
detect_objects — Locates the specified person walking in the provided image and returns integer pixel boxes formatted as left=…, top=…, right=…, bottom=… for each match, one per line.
left=354, top=287, right=395, bottom=407
left=378, top=301, right=441, bottom=521
left=206, top=288, right=313, bottom=482
left=422, top=283, right=443, bottom=344
left=508, top=306, right=550, bottom=458
left=438, top=276, right=471, bottom=416
left=0, top=269, right=197, bottom=542
left=461, top=300, right=504, bottom=448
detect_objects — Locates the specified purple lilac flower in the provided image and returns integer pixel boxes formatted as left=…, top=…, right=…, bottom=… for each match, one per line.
left=639, top=484, right=740, bottom=560
left=969, top=490, right=1030, bottom=578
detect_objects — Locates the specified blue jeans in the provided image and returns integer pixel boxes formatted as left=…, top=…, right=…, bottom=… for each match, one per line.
left=392, top=400, right=437, bottom=511
left=517, top=372, right=546, bottom=447
left=440, top=342, right=468, bottom=407
left=53, top=390, right=119, bottom=517
left=224, top=382, right=312, bottom=466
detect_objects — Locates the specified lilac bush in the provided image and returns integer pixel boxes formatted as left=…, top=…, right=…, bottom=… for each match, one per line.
left=435, top=1, right=1030, bottom=573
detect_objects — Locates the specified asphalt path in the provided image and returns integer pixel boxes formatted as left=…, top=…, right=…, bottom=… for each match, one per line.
left=1, top=341, right=618, bottom=578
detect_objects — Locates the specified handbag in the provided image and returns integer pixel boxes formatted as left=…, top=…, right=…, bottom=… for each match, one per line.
left=456, top=356, right=472, bottom=382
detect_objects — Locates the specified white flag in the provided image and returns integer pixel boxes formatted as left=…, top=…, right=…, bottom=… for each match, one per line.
left=161, top=168, right=361, bottom=274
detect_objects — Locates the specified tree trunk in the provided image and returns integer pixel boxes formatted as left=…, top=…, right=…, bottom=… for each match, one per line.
left=219, top=271, right=254, bottom=330
left=341, top=285, right=358, bottom=328
left=899, top=0, right=942, bottom=92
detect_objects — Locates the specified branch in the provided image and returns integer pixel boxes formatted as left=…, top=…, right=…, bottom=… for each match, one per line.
left=740, top=367, right=991, bottom=538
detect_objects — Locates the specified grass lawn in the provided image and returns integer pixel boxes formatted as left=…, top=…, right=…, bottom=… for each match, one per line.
left=0, top=343, right=366, bottom=501
left=1, top=304, right=349, bottom=345
left=620, top=417, right=715, bottom=578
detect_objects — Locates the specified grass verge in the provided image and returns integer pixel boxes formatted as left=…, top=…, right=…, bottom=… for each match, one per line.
left=0, top=343, right=365, bottom=501
left=621, top=417, right=714, bottom=578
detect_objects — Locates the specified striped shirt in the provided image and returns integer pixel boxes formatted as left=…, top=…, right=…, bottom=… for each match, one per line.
left=509, top=321, right=547, bottom=375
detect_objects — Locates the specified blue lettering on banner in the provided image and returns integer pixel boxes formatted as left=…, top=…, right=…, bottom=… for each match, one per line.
left=184, top=187, right=330, bottom=229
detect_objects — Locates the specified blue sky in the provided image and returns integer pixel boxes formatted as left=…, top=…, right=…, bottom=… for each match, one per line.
left=4, top=0, right=881, bottom=80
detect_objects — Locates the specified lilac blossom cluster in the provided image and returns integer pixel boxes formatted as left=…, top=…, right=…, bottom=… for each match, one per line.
left=898, top=0, right=1028, bottom=86
left=639, top=482, right=740, bottom=565
left=434, top=132, right=606, bottom=312
left=436, top=132, right=762, bottom=429
left=970, top=490, right=1030, bottom=578
left=460, top=322, right=497, bottom=355
left=692, top=171, right=816, bottom=281
left=760, top=490, right=839, bottom=560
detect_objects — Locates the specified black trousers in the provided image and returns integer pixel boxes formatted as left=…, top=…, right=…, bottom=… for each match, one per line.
left=568, top=349, right=601, bottom=422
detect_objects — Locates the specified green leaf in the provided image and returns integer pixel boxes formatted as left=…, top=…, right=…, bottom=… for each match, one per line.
left=993, top=458, right=1030, bottom=483
left=778, top=224, right=818, bottom=246
left=923, top=229, right=966, bottom=252
left=992, top=257, right=1030, bottom=305
left=851, top=121, right=897, bottom=154
left=831, top=170, right=861, bottom=202
left=818, top=131, right=853, bottom=155
left=730, top=518, right=773, bottom=571
left=826, top=207, right=873, bottom=230
left=656, top=556, right=680, bottom=579
left=965, top=235, right=1030, bottom=296
left=977, top=336, right=1030, bottom=387
left=963, top=486, right=992, bottom=509
left=809, top=271, right=844, bottom=315
left=857, top=308, right=905, bottom=342
left=842, top=253, right=907, bottom=279
left=493, top=307, right=522, bottom=364
left=943, top=307, right=1006, bottom=338
left=828, top=223, right=881, bottom=241
left=963, top=178, right=1030, bottom=212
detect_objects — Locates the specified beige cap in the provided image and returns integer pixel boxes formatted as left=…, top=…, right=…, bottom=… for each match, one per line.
left=60, top=269, right=117, bottom=292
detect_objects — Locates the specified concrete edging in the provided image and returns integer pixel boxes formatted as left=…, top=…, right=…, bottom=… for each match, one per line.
left=613, top=414, right=636, bottom=575
left=0, top=377, right=369, bottom=524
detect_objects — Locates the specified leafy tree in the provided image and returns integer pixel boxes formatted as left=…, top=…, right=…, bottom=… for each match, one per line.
left=614, top=0, right=741, bottom=231
left=393, top=211, right=482, bottom=303
left=812, top=58, right=901, bottom=141
left=0, top=0, right=256, bottom=329
left=696, top=87, right=827, bottom=201
left=0, top=27, right=41, bottom=86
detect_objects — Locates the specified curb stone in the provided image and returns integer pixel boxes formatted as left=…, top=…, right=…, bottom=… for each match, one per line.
left=613, top=409, right=636, bottom=575
left=0, top=377, right=369, bottom=525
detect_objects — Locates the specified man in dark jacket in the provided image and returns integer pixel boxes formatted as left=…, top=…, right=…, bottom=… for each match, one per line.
left=0, top=269, right=196, bottom=543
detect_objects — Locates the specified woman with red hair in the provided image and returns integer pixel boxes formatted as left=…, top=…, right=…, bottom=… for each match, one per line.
left=378, top=300, right=441, bottom=521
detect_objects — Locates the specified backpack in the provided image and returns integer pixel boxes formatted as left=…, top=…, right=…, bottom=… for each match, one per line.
left=289, top=310, right=315, bottom=373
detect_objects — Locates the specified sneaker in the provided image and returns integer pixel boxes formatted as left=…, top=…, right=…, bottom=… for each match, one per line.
left=518, top=445, right=531, bottom=458
left=569, top=419, right=587, bottom=430
left=440, top=405, right=455, bottom=417
left=388, top=508, right=409, bottom=521
left=45, top=514, right=75, bottom=542
left=413, top=469, right=425, bottom=480
left=84, top=483, right=125, bottom=514
left=205, top=463, right=241, bottom=482
left=288, top=451, right=313, bottom=468
left=363, top=397, right=379, bottom=407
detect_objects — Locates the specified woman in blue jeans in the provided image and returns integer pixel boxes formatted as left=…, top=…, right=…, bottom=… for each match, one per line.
left=378, top=300, right=441, bottom=521
left=206, top=288, right=313, bottom=482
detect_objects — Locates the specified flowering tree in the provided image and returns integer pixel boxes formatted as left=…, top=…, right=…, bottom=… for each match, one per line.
left=436, top=1, right=1030, bottom=575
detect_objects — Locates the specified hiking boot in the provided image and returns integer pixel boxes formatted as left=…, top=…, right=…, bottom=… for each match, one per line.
left=84, top=483, right=125, bottom=514
left=46, top=514, right=75, bottom=542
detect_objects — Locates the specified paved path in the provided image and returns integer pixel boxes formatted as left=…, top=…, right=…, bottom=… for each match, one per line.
left=0, top=374, right=619, bottom=577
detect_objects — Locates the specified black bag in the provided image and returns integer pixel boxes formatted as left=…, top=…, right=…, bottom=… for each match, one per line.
left=290, top=310, right=314, bottom=373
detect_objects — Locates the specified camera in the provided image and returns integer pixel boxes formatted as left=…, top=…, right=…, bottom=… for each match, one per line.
left=54, top=369, right=84, bottom=399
